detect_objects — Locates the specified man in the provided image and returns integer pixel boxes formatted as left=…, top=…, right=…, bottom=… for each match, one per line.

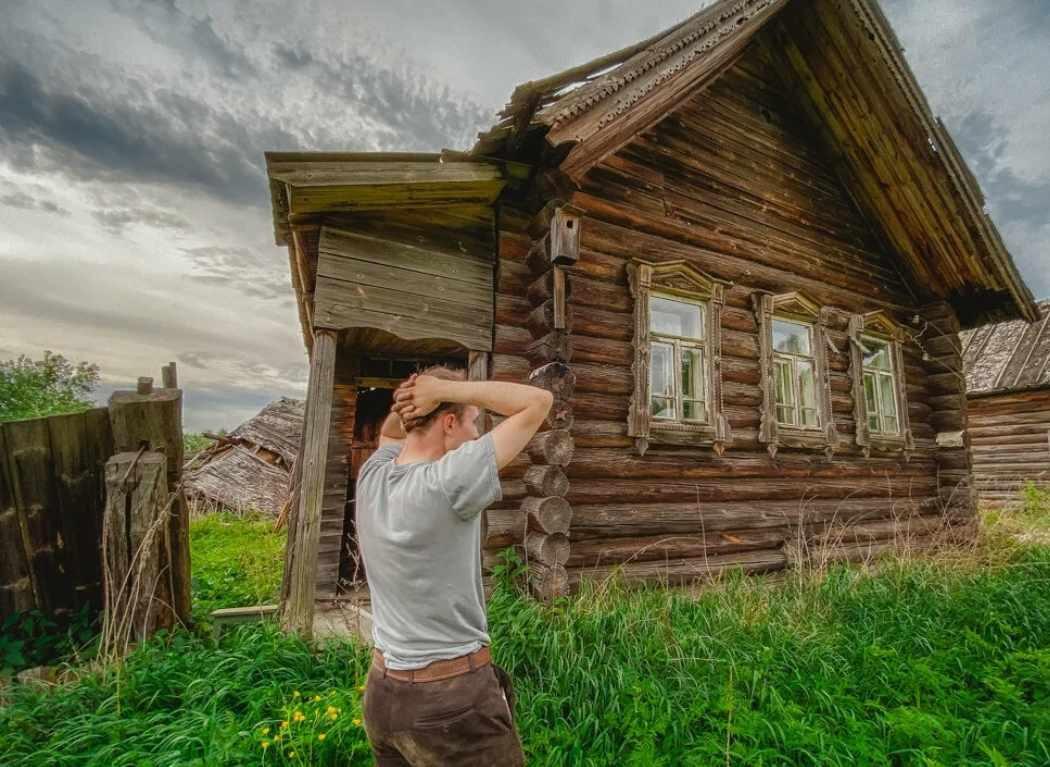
left=356, top=365, right=553, bottom=766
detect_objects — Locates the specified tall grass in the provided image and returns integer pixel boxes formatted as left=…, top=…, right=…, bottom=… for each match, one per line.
left=2, top=506, right=1048, bottom=765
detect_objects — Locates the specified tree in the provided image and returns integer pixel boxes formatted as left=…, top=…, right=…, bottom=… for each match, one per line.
left=0, top=351, right=101, bottom=422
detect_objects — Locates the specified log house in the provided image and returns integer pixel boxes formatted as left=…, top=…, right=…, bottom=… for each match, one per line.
left=265, top=0, right=1038, bottom=626
left=961, top=301, right=1050, bottom=507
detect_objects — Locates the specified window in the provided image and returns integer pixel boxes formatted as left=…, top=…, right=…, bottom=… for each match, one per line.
left=649, top=294, right=707, bottom=423
left=627, top=259, right=730, bottom=456
left=848, top=311, right=913, bottom=456
left=772, top=319, right=818, bottom=428
left=753, top=292, right=837, bottom=457
left=861, top=336, right=900, bottom=436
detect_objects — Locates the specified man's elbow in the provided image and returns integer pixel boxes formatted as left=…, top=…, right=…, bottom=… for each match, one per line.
left=534, top=388, right=554, bottom=414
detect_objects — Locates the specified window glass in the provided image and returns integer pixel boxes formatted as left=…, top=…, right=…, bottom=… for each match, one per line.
left=863, top=338, right=891, bottom=370
left=650, top=296, right=703, bottom=339
left=773, top=319, right=811, bottom=355
left=681, top=347, right=707, bottom=422
left=650, top=342, right=675, bottom=420
left=798, top=360, right=818, bottom=426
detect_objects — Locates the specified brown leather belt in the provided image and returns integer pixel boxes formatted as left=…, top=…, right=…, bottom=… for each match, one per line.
left=372, top=645, right=491, bottom=683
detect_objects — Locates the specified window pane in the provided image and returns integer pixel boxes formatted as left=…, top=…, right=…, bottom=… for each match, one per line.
left=773, top=319, right=811, bottom=355
left=777, top=404, right=797, bottom=426
left=801, top=408, right=818, bottom=427
left=863, top=372, right=878, bottom=416
left=774, top=358, right=795, bottom=407
left=683, top=400, right=707, bottom=422
left=650, top=342, right=674, bottom=420
left=883, top=415, right=899, bottom=434
left=797, top=359, right=816, bottom=412
left=650, top=296, right=703, bottom=338
left=681, top=347, right=705, bottom=400
left=651, top=397, right=674, bottom=420
left=877, top=374, right=898, bottom=431
left=863, top=338, right=891, bottom=370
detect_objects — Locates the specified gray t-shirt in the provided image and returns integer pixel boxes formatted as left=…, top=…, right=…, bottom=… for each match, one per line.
left=355, top=432, right=502, bottom=670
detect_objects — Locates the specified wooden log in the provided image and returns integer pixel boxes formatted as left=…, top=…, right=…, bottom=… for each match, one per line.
left=569, top=528, right=787, bottom=568
left=102, top=451, right=174, bottom=641
left=282, top=330, right=337, bottom=638
left=526, top=429, right=574, bottom=467
left=161, top=363, right=178, bottom=389
left=569, top=549, right=787, bottom=589
left=524, top=465, right=569, bottom=497
left=522, top=496, right=572, bottom=535
left=108, top=383, right=189, bottom=623
left=0, top=425, right=35, bottom=616
left=529, top=562, right=569, bottom=601
left=525, top=531, right=570, bottom=567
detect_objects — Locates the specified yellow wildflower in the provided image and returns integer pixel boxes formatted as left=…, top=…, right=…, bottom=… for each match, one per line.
left=357, top=684, right=366, bottom=692
left=259, top=726, right=270, bottom=736
left=293, top=690, right=301, bottom=698
left=313, top=695, right=321, bottom=702
left=293, top=710, right=306, bottom=722
left=288, top=751, right=295, bottom=758
left=280, top=720, right=289, bottom=729
left=353, top=717, right=362, bottom=727
left=318, top=733, right=326, bottom=741
left=261, top=740, right=270, bottom=750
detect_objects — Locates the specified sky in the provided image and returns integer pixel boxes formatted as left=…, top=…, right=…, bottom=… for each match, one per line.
left=1, top=0, right=1047, bottom=431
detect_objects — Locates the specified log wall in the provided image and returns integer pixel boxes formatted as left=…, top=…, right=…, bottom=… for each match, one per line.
left=483, top=45, right=976, bottom=588
left=968, top=387, right=1050, bottom=507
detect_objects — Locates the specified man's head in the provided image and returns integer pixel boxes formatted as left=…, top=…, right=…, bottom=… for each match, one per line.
left=400, top=365, right=479, bottom=454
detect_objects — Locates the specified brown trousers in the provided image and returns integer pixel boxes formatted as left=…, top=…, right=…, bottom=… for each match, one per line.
left=362, top=660, right=525, bottom=766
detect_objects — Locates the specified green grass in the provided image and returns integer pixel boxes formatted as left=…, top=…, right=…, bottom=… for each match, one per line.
left=189, top=511, right=286, bottom=627
left=2, top=505, right=1049, bottom=765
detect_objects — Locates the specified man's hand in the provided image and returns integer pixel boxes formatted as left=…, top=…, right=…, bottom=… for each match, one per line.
left=392, top=373, right=444, bottom=422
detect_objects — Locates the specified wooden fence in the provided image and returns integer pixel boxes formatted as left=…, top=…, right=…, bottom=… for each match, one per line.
left=0, top=364, right=189, bottom=623
left=0, top=408, right=113, bottom=618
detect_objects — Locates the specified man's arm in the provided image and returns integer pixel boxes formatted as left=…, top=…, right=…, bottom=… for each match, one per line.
left=377, top=410, right=406, bottom=448
left=393, top=376, right=553, bottom=468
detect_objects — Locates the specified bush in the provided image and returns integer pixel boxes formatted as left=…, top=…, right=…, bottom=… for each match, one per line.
left=0, top=351, right=100, bottom=422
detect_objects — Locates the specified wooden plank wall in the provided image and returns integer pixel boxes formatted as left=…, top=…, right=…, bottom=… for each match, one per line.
left=0, top=408, right=113, bottom=619
left=484, top=46, right=975, bottom=588
left=315, top=354, right=356, bottom=600
left=969, top=388, right=1050, bottom=506
left=313, top=226, right=494, bottom=352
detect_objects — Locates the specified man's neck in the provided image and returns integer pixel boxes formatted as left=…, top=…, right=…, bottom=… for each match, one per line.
left=395, top=433, right=446, bottom=465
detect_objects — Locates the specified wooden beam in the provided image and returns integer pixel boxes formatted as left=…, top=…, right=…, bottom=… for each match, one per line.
left=281, top=329, right=338, bottom=638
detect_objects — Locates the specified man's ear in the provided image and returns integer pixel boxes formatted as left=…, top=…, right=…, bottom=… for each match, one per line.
left=441, top=411, right=458, bottom=434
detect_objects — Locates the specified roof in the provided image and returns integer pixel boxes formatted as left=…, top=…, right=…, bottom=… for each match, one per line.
left=962, top=301, right=1050, bottom=396
left=471, top=0, right=1038, bottom=328
left=184, top=398, right=305, bottom=516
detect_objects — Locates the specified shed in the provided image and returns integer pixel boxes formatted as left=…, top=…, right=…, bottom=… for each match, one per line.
left=961, top=301, right=1050, bottom=506
left=266, top=0, right=1038, bottom=634
left=185, top=398, right=304, bottom=516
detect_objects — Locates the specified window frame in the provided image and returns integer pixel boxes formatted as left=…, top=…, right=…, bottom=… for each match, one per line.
left=848, top=311, right=913, bottom=457
left=648, top=291, right=709, bottom=425
left=771, top=317, right=820, bottom=430
left=627, top=259, right=730, bottom=456
left=753, top=291, right=837, bottom=458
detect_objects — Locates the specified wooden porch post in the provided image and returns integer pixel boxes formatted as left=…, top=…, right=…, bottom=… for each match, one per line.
left=281, top=329, right=337, bottom=638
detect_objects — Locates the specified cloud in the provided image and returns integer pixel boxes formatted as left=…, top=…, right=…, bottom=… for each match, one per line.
left=0, top=188, right=69, bottom=215
left=181, top=245, right=291, bottom=300
left=92, top=205, right=191, bottom=235
left=110, top=0, right=257, bottom=80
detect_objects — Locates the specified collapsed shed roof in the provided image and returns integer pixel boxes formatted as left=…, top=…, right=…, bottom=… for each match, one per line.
left=185, top=398, right=304, bottom=516
left=962, top=301, right=1050, bottom=397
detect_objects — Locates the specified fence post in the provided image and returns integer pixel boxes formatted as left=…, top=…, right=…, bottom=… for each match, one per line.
left=108, top=365, right=191, bottom=625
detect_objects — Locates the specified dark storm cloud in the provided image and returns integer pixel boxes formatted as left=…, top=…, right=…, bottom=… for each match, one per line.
left=0, top=56, right=274, bottom=205
left=110, top=0, right=257, bottom=79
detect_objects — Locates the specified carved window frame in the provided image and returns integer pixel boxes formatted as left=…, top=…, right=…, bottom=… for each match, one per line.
left=848, top=311, right=914, bottom=457
left=753, top=291, right=838, bottom=458
left=627, top=259, right=731, bottom=456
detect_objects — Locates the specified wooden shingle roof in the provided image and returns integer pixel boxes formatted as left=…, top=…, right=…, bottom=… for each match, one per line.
left=472, top=0, right=1037, bottom=328
left=962, top=301, right=1050, bottom=395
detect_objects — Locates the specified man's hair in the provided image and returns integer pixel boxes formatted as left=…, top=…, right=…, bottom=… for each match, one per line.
left=401, top=364, right=468, bottom=433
